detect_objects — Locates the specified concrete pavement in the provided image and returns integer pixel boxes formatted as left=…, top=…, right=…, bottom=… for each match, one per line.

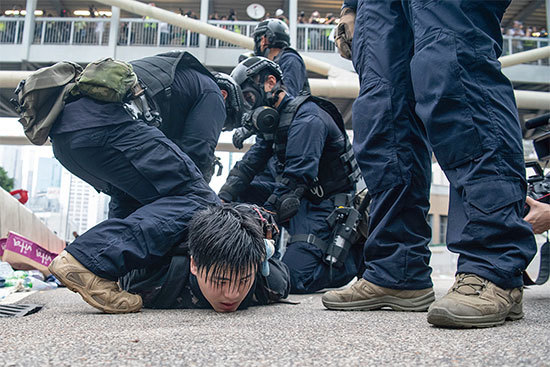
left=1, top=276, right=549, bottom=366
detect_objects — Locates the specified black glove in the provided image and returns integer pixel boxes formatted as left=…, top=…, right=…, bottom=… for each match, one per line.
left=232, top=127, right=254, bottom=150
left=218, top=190, right=233, bottom=203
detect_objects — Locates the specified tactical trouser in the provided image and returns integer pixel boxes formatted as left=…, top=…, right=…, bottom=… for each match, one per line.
left=282, top=194, right=363, bottom=293
left=51, top=121, right=219, bottom=280
left=352, top=0, right=536, bottom=290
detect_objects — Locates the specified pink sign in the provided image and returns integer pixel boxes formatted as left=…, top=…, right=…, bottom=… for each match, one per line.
left=0, top=238, right=6, bottom=257
left=4, top=232, right=57, bottom=268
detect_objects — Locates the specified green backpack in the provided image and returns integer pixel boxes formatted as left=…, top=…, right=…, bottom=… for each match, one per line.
left=71, top=58, right=138, bottom=103
left=11, top=61, right=83, bottom=145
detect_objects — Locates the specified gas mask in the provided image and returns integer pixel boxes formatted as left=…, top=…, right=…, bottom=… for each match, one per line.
left=241, top=107, right=279, bottom=135
left=240, top=79, right=282, bottom=135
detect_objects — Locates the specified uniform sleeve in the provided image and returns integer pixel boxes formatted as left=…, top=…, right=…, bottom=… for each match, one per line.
left=269, top=110, right=328, bottom=200
left=252, top=258, right=291, bottom=305
left=342, top=0, right=357, bottom=10
left=176, top=90, right=226, bottom=182
left=219, top=135, right=273, bottom=201
left=279, top=52, right=307, bottom=97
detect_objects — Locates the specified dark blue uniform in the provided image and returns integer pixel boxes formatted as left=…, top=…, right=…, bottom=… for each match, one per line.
left=220, top=96, right=362, bottom=293
left=49, top=65, right=225, bottom=281
left=240, top=48, right=309, bottom=206
left=161, top=67, right=226, bottom=182
left=345, top=0, right=536, bottom=289
left=276, top=49, right=308, bottom=98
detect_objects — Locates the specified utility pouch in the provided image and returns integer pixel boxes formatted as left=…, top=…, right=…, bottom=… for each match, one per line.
left=71, top=58, right=138, bottom=103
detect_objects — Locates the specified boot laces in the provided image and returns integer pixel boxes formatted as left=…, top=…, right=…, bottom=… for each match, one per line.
left=453, top=274, right=487, bottom=296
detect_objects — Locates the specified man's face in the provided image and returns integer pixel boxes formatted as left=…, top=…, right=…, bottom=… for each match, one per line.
left=190, top=258, right=256, bottom=313
left=241, top=75, right=277, bottom=110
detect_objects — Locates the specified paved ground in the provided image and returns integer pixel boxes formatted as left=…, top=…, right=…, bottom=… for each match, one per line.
left=1, top=276, right=549, bottom=367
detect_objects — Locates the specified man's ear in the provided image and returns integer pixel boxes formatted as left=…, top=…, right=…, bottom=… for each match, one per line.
left=190, top=256, right=198, bottom=276
left=264, top=75, right=277, bottom=92
left=220, top=89, right=228, bottom=101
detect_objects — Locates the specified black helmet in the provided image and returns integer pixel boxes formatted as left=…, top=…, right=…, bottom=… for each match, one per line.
left=231, top=56, right=282, bottom=87
left=253, top=18, right=290, bottom=56
left=230, top=57, right=283, bottom=109
left=214, top=72, right=245, bottom=131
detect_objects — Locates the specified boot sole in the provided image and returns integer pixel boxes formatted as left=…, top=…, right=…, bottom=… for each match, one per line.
left=322, top=291, right=435, bottom=312
left=427, top=305, right=524, bottom=328
left=49, top=257, right=141, bottom=314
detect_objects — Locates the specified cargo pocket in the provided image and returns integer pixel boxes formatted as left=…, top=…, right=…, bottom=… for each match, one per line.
left=464, top=178, right=522, bottom=227
left=352, top=79, right=403, bottom=194
left=410, top=30, right=483, bottom=170
left=69, top=127, right=109, bottom=149
left=463, top=178, right=529, bottom=278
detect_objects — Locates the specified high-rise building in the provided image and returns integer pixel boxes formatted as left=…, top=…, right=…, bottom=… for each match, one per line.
left=65, top=174, right=104, bottom=236
left=35, top=157, right=62, bottom=194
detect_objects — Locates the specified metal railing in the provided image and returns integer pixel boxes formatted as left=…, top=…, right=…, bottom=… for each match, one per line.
left=0, top=18, right=24, bottom=44
left=297, top=24, right=336, bottom=52
left=503, top=36, right=549, bottom=65
left=33, top=17, right=111, bottom=45
left=118, top=18, right=199, bottom=47
left=207, top=20, right=257, bottom=48
left=1, top=16, right=549, bottom=62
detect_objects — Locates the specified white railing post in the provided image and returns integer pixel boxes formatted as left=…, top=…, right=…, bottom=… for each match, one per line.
left=289, top=0, right=297, bottom=48
left=109, top=6, right=120, bottom=57
left=198, top=0, right=209, bottom=60
left=21, top=0, right=36, bottom=59
left=69, top=21, right=75, bottom=44
left=156, top=20, right=161, bottom=46
left=14, top=20, right=20, bottom=44
left=127, top=21, right=132, bottom=45
left=40, top=21, right=45, bottom=44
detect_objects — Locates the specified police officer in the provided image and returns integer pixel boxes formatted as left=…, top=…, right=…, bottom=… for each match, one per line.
left=130, top=51, right=240, bottom=183
left=231, top=19, right=310, bottom=206
left=101, top=52, right=242, bottom=219
left=253, top=18, right=309, bottom=97
left=323, top=1, right=536, bottom=328
left=46, top=52, right=243, bottom=313
left=219, top=57, right=363, bottom=293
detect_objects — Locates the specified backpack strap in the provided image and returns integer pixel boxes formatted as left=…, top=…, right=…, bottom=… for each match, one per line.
left=523, top=240, right=550, bottom=285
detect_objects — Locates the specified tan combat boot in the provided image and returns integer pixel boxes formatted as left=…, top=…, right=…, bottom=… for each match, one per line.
left=322, top=278, right=435, bottom=311
left=427, top=273, right=523, bottom=328
left=49, top=250, right=142, bottom=314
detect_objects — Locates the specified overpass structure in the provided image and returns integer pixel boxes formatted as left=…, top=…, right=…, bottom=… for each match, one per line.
left=0, top=0, right=549, bottom=127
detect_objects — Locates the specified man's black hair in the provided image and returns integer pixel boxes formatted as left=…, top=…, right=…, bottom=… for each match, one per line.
left=188, top=203, right=266, bottom=287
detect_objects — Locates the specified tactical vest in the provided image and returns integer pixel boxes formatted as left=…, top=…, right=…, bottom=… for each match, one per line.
left=130, top=51, right=215, bottom=123
left=276, top=47, right=311, bottom=94
left=274, top=95, right=362, bottom=201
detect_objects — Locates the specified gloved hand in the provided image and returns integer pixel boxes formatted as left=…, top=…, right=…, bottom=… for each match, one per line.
left=335, top=7, right=356, bottom=60
left=218, top=190, right=233, bottom=203
left=232, top=127, right=254, bottom=150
